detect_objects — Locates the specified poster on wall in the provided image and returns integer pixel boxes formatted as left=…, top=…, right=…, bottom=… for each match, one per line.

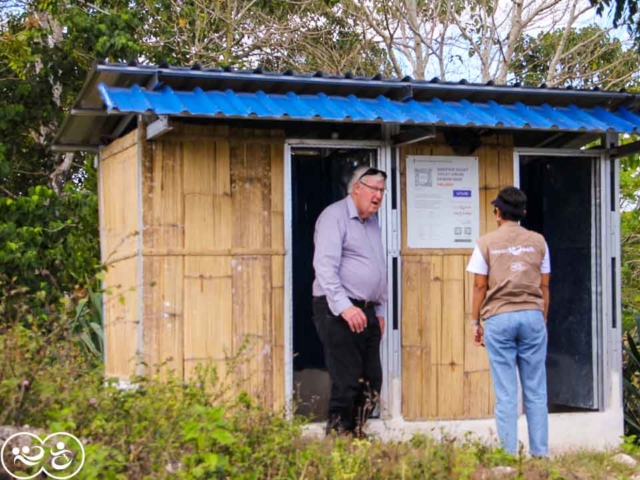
left=406, top=155, right=480, bottom=249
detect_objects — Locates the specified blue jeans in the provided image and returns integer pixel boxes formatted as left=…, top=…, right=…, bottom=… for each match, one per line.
left=484, top=309, right=548, bottom=456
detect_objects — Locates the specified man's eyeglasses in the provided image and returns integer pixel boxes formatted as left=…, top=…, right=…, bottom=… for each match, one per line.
left=359, top=181, right=386, bottom=194
left=358, top=167, right=387, bottom=182
left=357, top=167, right=387, bottom=194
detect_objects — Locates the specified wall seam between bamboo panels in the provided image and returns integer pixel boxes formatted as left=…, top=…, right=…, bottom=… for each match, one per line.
left=160, top=136, right=285, bottom=145
left=136, top=120, right=146, bottom=378
left=142, top=248, right=286, bottom=256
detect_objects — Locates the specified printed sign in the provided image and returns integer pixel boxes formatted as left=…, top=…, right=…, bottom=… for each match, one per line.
left=406, top=155, right=480, bottom=248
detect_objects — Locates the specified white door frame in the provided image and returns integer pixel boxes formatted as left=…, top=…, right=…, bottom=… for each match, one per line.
left=513, top=147, right=609, bottom=411
left=283, top=139, right=393, bottom=414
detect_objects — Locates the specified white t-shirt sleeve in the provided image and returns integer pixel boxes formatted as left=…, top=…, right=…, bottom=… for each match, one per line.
left=541, top=241, right=551, bottom=274
left=466, top=245, right=488, bottom=275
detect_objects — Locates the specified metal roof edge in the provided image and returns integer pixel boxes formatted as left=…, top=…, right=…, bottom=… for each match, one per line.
left=93, top=63, right=640, bottom=105
left=50, top=114, right=624, bottom=153
left=52, top=110, right=76, bottom=147
left=53, top=62, right=640, bottom=152
left=51, top=143, right=99, bottom=152
left=71, top=62, right=103, bottom=109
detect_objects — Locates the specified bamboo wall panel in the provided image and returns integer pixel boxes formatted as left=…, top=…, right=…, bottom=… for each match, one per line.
left=401, top=134, right=512, bottom=420
left=271, top=142, right=286, bottom=410
left=135, top=132, right=185, bottom=379
left=422, top=257, right=443, bottom=369
left=103, top=257, right=139, bottom=379
left=401, top=256, right=423, bottom=419
left=271, top=144, right=285, bottom=255
left=230, top=142, right=272, bottom=249
left=144, top=140, right=184, bottom=250
left=100, top=130, right=139, bottom=264
left=441, top=256, right=465, bottom=366
left=142, top=256, right=184, bottom=378
left=213, top=140, right=232, bottom=249
left=132, top=124, right=285, bottom=407
left=183, top=257, right=233, bottom=381
left=100, top=130, right=140, bottom=379
left=232, top=256, right=272, bottom=405
left=184, top=195, right=215, bottom=250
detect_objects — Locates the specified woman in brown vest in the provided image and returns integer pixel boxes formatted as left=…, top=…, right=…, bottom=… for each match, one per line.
left=466, top=186, right=551, bottom=456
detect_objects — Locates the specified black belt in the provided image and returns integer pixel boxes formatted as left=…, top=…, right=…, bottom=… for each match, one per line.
left=349, top=297, right=380, bottom=309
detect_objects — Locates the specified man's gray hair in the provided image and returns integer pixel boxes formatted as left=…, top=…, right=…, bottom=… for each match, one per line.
left=348, top=165, right=386, bottom=193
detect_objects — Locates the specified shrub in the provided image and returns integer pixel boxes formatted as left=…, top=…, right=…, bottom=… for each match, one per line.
left=0, top=183, right=101, bottom=329
left=624, top=315, right=640, bottom=437
left=2, top=287, right=639, bottom=479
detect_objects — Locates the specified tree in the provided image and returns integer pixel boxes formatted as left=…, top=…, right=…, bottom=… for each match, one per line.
left=620, top=150, right=640, bottom=331
left=0, top=0, right=394, bottom=320
left=511, top=24, right=640, bottom=88
left=338, top=0, right=609, bottom=83
left=0, top=0, right=391, bottom=199
left=341, top=0, right=457, bottom=80
left=259, top=3, right=394, bottom=75
left=595, top=0, right=640, bottom=45
left=449, top=0, right=597, bottom=83
left=0, top=0, right=144, bottom=195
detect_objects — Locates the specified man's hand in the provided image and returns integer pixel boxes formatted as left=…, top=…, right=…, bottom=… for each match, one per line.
left=378, top=316, right=385, bottom=337
left=341, top=306, right=367, bottom=333
left=473, top=325, right=484, bottom=347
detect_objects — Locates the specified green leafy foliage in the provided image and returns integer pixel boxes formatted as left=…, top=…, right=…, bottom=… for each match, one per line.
left=595, top=0, right=640, bottom=46
left=72, top=287, right=104, bottom=360
left=621, top=149, right=640, bottom=331
left=0, top=181, right=100, bottom=317
left=0, top=3, right=101, bottom=194
left=613, top=143, right=640, bottom=440
left=1, top=0, right=640, bottom=476
left=511, top=25, right=640, bottom=89
left=625, top=315, right=640, bottom=437
left=1, top=288, right=639, bottom=479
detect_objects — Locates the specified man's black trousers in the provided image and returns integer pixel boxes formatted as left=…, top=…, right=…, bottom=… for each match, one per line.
left=312, top=296, right=382, bottom=436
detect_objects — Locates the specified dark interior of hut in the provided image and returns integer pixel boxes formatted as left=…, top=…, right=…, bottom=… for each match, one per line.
left=290, top=147, right=378, bottom=419
left=520, top=154, right=601, bottom=412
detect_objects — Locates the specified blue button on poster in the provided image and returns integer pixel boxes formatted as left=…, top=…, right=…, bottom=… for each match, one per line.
left=453, top=190, right=471, bottom=197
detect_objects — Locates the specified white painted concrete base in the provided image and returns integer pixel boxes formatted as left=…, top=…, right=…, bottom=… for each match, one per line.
left=303, top=410, right=624, bottom=455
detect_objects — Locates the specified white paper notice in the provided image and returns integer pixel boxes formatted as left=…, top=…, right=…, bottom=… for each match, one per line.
left=406, top=155, right=480, bottom=249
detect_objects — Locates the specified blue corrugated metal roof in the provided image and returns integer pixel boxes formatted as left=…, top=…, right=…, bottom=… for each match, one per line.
left=98, top=83, right=640, bottom=133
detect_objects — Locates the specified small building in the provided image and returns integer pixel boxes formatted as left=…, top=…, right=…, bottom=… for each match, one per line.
left=55, top=62, right=640, bottom=451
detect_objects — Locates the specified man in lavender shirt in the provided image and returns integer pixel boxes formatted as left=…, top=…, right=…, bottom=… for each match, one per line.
left=312, top=165, right=388, bottom=437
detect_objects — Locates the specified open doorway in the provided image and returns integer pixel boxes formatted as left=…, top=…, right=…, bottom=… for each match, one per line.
left=290, top=146, right=377, bottom=419
left=519, top=153, right=602, bottom=411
